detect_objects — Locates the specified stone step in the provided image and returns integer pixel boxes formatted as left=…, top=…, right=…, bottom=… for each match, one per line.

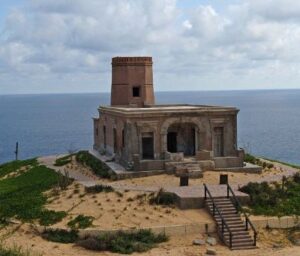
left=231, top=245, right=257, bottom=250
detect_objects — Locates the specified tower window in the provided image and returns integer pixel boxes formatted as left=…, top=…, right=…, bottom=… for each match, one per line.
left=132, top=86, right=140, bottom=97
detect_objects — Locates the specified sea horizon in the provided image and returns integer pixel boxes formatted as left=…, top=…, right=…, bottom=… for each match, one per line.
left=1, top=89, right=300, bottom=165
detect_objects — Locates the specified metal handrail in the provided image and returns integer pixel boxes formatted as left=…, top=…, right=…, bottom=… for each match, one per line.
left=204, top=183, right=233, bottom=248
left=227, top=184, right=257, bottom=246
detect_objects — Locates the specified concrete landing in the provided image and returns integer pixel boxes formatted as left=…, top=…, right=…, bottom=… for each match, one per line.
left=165, top=184, right=249, bottom=209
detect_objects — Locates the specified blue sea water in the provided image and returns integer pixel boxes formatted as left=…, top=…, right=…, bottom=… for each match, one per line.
left=0, top=90, right=299, bottom=165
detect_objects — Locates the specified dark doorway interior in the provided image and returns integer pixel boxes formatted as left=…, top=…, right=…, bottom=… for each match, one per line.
left=142, top=136, right=154, bottom=159
left=167, top=132, right=177, bottom=153
left=167, top=123, right=196, bottom=156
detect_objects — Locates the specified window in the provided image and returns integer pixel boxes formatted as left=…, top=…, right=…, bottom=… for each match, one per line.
left=132, top=86, right=140, bottom=97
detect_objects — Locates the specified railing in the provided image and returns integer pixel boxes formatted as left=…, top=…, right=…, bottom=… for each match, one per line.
left=226, top=184, right=257, bottom=246
left=204, top=184, right=233, bottom=248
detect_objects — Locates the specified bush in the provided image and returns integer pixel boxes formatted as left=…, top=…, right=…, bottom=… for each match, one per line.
left=244, top=153, right=257, bottom=164
left=67, top=215, right=94, bottom=229
left=149, top=189, right=176, bottom=205
left=57, top=170, right=73, bottom=190
left=42, top=229, right=78, bottom=243
left=39, top=210, right=67, bottom=226
left=240, top=178, right=300, bottom=216
left=76, top=230, right=168, bottom=254
left=54, top=155, right=73, bottom=167
left=85, top=184, right=114, bottom=194
left=75, top=151, right=111, bottom=179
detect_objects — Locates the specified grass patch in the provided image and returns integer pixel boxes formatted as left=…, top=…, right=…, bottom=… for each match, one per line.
left=0, top=164, right=61, bottom=223
left=240, top=173, right=300, bottom=216
left=85, top=184, right=114, bottom=193
left=0, top=243, right=39, bottom=256
left=149, top=189, right=176, bottom=205
left=76, top=229, right=168, bottom=254
left=75, top=151, right=113, bottom=179
left=42, top=229, right=78, bottom=243
left=39, top=210, right=67, bottom=226
left=67, top=215, right=94, bottom=229
left=0, top=159, right=37, bottom=178
left=54, top=155, right=73, bottom=167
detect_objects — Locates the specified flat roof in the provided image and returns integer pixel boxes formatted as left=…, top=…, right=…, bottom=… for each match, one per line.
left=99, top=104, right=239, bottom=117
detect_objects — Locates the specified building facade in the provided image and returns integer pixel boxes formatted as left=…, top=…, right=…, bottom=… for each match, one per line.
left=93, top=57, right=244, bottom=172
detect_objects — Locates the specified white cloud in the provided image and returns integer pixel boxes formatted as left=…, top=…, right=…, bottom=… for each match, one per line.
left=1, top=0, right=300, bottom=94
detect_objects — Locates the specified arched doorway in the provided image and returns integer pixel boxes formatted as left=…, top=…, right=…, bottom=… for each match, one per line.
left=167, top=123, right=196, bottom=156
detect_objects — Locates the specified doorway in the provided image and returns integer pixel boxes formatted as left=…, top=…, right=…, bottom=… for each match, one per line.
left=142, top=133, right=154, bottom=159
left=167, top=132, right=177, bottom=153
left=214, top=127, right=224, bottom=157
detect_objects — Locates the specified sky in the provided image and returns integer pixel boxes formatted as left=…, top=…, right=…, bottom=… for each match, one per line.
left=1, top=0, right=300, bottom=94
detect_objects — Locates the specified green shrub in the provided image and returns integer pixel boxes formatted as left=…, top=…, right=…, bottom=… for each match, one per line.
left=54, top=155, right=73, bottom=167
left=67, top=215, right=94, bottom=229
left=240, top=175, right=300, bottom=216
left=0, top=158, right=37, bottom=178
left=42, top=229, right=78, bottom=243
left=75, top=151, right=111, bottom=179
left=39, top=210, right=67, bottom=226
left=149, top=189, right=176, bottom=205
left=76, top=229, right=168, bottom=254
left=244, top=153, right=257, bottom=164
left=85, top=184, right=114, bottom=193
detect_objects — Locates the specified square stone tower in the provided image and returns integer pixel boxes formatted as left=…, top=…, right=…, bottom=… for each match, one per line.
left=110, top=57, right=155, bottom=107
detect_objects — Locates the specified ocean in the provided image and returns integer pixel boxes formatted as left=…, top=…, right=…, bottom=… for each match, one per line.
left=0, top=90, right=299, bottom=165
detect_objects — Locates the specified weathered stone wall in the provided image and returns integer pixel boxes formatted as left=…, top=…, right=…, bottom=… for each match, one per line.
left=94, top=108, right=241, bottom=170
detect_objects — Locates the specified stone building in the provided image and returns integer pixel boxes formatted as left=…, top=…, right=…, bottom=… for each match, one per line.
left=93, top=57, right=244, bottom=173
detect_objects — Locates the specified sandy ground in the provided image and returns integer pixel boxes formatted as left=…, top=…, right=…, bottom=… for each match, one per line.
left=45, top=183, right=213, bottom=229
left=1, top=224, right=299, bottom=256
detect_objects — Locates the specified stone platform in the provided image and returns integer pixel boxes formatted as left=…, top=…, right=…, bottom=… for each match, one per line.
left=166, top=184, right=249, bottom=209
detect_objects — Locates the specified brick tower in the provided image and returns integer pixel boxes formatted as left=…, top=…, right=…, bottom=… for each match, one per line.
left=110, top=57, right=155, bottom=107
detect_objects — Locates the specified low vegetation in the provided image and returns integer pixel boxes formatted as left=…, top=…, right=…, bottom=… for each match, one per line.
left=0, top=158, right=37, bottom=178
left=0, top=162, right=67, bottom=225
left=244, top=153, right=274, bottom=169
left=42, top=229, right=78, bottom=243
left=85, top=184, right=114, bottom=193
left=0, top=243, right=39, bottom=256
left=57, top=170, right=73, bottom=190
left=67, top=215, right=94, bottom=229
left=39, top=210, right=67, bottom=226
left=54, top=154, right=74, bottom=167
left=76, top=230, right=168, bottom=254
left=262, top=157, right=300, bottom=170
left=240, top=172, right=300, bottom=216
left=75, top=151, right=113, bottom=179
left=149, top=189, right=176, bottom=205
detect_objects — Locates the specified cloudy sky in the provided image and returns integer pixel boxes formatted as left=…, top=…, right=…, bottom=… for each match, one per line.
left=1, top=0, right=300, bottom=94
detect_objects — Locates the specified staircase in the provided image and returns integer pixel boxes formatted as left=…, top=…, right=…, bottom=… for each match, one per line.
left=204, top=184, right=257, bottom=250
